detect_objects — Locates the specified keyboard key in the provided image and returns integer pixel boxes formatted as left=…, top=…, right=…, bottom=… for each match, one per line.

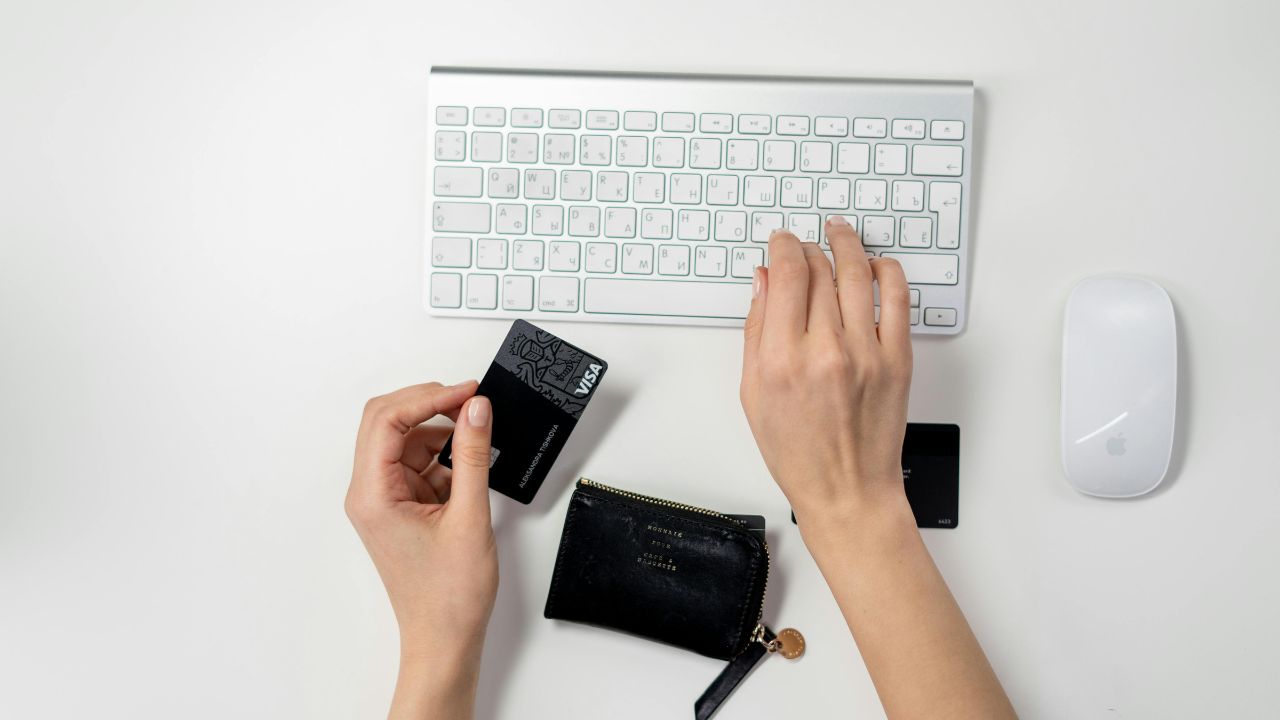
left=763, top=140, right=796, bottom=171
left=597, top=171, right=629, bottom=201
left=466, top=274, right=498, bottom=309
left=892, top=180, right=925, bottom=212
left=853, top=117, right=887, bottom=138
left=854, top=179, right=887, bottom=210
left=891, top=119, right=925, bottom=139
left=738, top=114, right=772, bottom=134
left=777, top=115, right=811, bottom=135
left=495, top=203, right=527, bottom=234
left=429, top=272, right=462, bottom=307
left=862, top=215, right=894, bottom=246
left=487, top=168, right=519, bottom=198
left=786, top=213, right=820, bottom=242
left=431, top=236, right=471, bottom=267
left=471, top=132, right=502, bottom=162
left=434, top=167, right=483, bottom=197
left=436, top=106, right=467, bottom=125
left=726, top=139, right=759, bottom=170
left=751, top=212, right=783, bottom=242
left=781, top=177, right=814, bottom=208
left=700, top=113, right=734, bottom=133
left=816, top=117, right=850, bottom=137
left=476, top=238, right=508, bottom=269
left=605, top=207, right=637, bottom=237
left=585, top=242, right=618, bottom=273
left=817, top=178, right=850, bottom=209
left=715, top=211, right=747, bottom=242
left=634, top=173, right=664, bottom=203
left=695, top=245, right=728, bottom=277
left=800, top=141, right=833, bottom=173
left=433, top=202, right=490, bottom=233
left=690, top=138, right=722, bottom=169
left=874, top=144, right=908, bottom=175
left=506, top=133, right=538, bottom=163
left=837, top=142, right=870, bottom=174
left=584, top=277, right=751, bottom=318
left=661, top=112, right=695, bottom=132
left=568, top=206, right=601, bottom=237
left=543, top=134, right=575, bottom=164
left=587, top=110, right=619, bottom=130
left=910, top=289, right=920, bottom=307
left=538, top=276, right=579, bottom=311
left=532, top=205, right=564, bottom=235
left=641, top=208, right=673, bottom=238
left=548, top=241, right=580, bottom=271
left=502, top=274, right=534, bottom=310
left=511, top=108, right=543, bottom=127
left=706, top=175, right=739, bottom=205
left=743, top=176, right=776, bottom=207
left=513, top=239, right=544, bottom=270
left=617, top=136, right=648, bottom=167
left=670, top=174, right=702, bottom=204
left=924, top=307, right=957, bottom=326
left=912, top=145, right=964, bottom=176
left=523, top=169, right=555, bottom=200
left=435, top=131, right=465, bottom=161
left=881, top=252, right=959, bottom=285
left=474, top=107, right=505, bottom=127
left=624, top=111, right=657, bottom=131
left=560, top=170, right=592, bottom=201
left=928, top=182, right=962, bottom=249
left=900, top=217, right=933, bottom=247
left=549, top=109, right=582, bottom=129
left=930, top=120, right=964, bottom=140
left=910, top=307, right=920, bottom=325
left=580, top=135, right=612, bottom=165
left=677, top=209, right=710, bottom=240
left=658, top=245, right=690, bottom=275
left=653, top=137, right=685, bottom=168
left=730, top=247, right=764, bottom=278
left=621, top=243, right=654, bottom=274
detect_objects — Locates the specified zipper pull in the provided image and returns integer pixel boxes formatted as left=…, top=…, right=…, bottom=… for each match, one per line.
left=694, top=625, right=805, bottom=720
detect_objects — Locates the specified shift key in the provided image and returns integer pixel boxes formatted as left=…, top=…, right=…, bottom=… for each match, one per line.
left=880, top=252, right=959, bottom=285
left=432, top=202, right=491, bottom=233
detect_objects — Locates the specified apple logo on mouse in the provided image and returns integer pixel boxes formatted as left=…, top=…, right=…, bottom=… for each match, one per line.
left=1106, top=433, right=1127, bottom=457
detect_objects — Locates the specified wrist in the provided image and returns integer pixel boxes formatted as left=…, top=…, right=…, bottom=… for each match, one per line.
left=793, top=481, right=916, bottom=561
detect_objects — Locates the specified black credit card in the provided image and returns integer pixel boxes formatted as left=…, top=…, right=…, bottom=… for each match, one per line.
left=440, top=320, right=607, bottom=504
left=791, top=422, right=960, bottom=529
left=726, top=514, right=766, bottom=541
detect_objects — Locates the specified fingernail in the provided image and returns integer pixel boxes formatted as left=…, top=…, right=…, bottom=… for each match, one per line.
left=827, top=215, right=849, bottom=227
left=770, top=227, right=789, bottom=237
left=752, top=267, right=762, bottom=298
left=467, top=396, right=491, bottom=428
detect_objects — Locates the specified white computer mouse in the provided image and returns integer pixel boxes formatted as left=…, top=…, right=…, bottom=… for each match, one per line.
left=1061, top=275, right=1177, bottom=498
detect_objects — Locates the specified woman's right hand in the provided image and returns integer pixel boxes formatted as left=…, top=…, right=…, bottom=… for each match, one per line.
left=739, top=217, right=915, bottom=530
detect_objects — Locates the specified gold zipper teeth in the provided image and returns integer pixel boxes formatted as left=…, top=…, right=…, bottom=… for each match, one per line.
left=577, top=477, right=771, bottom=635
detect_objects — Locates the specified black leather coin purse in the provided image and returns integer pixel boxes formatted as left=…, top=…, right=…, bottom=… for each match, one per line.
left=544, top=478, right=804, bottom=719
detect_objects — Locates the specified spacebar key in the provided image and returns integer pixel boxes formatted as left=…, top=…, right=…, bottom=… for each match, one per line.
left=880, top=253, right=959, bottom=285
left=584, top=278, right=752, bottom=319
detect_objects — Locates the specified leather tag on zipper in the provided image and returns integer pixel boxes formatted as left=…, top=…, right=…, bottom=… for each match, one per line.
left=693, top=627, right=774, bottom=720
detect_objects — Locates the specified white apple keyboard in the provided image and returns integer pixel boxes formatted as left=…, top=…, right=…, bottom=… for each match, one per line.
left=426, top=67, right=974, bottom=334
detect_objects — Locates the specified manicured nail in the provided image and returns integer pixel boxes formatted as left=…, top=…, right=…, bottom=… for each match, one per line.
left=752, top=267, right=762, bottom=298
left=827, top=215, right=849, bottom=227
left=467, top=396, right=491, bottom=428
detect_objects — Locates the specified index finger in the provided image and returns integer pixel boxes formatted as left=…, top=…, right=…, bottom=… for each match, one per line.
left=763, top=229, right=809, bottom=342
left=356, top=381, right=479, bottom=467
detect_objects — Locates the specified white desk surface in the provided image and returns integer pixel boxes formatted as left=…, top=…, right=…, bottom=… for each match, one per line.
left=2, top=1, right=1279, bottom=717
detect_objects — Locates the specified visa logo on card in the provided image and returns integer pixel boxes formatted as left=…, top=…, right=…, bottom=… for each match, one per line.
left=440, top=320, right=608, bottom=504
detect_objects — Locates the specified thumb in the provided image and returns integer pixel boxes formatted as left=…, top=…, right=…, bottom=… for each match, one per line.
left=448, top=396, right=494, bottom=516
left=742, top=266, right=767, bottom=381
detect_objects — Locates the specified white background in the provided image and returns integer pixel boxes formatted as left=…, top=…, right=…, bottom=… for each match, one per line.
left=2, top=1, right=1279, bottom=718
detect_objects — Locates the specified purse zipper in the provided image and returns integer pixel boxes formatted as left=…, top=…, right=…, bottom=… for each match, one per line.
left=577, top=477, right=786, bottom=656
